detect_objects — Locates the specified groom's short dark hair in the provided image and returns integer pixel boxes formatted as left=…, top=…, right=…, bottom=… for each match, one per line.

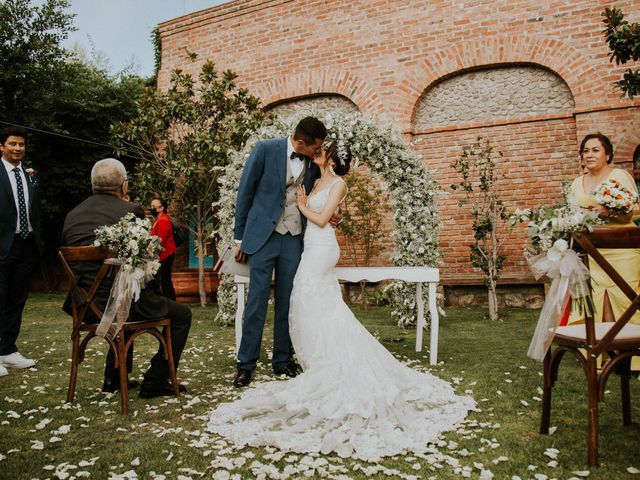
left=294, top=117, right=326, bottom=145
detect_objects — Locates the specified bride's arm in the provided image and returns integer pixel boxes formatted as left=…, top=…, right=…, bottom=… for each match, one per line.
left=297, top=182, right=347, bottom=228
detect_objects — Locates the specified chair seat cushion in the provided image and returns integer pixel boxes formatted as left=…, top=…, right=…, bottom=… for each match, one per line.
left=554, top=322, right=640, bottom=341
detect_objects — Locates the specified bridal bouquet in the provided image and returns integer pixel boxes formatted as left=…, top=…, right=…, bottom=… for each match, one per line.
left=593, top=178, right=638, bottom=215
left=510, top=193, right=601, bottom=361
left=93, top=213, right=163, bottom=338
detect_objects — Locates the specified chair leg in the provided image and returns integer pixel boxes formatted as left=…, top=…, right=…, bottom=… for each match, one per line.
left=164, top=325, right=179, bottom=397
left=117, top=334, right=130, bottom=415
left=587, top=361, right=599, bottom=467
left=620, top=357, right=632, bottom=426
left=67, top=336, right=80, bottom=403
left=540, top=350, right=552, bottom=434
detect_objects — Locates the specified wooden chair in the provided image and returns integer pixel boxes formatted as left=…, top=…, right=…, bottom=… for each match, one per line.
left=59, top=246, right=179, bottom=414
left=540, top=227, right=640, bottom=466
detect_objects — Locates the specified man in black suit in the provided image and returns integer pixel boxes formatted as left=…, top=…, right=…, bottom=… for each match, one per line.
left=0, top=127, right=43, bottom=377
left=62, top=158, right=192, bottom=398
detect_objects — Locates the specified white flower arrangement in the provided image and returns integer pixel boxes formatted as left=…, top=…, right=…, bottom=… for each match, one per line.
left=593, top=178, right=638, bottom=215
left=509, top=193, right=602, bottom=257
left=93, top=213, right=163, bottom=338
left=94, top=212, right=163, bottom=275
left=214, top=109, right=441, bottom=328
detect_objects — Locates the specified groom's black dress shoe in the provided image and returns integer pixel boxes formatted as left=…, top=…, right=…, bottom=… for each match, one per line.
left=101, top=377, right=140, bottom=393
left=139, top=380, right=187, bottom=398
left=273, top=361, right=302, bottom=378
left=234, top=369, right=252, bottom=388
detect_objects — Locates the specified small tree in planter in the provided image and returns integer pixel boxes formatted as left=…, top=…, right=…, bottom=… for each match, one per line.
left=340, top=168, right=391, bottom=305
left=451, top=137, right=507, bottom=321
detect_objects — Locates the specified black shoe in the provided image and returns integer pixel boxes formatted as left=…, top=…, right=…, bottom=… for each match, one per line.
left=233, top=369, right=252, bottom=388
left=139, top=380, right=186, bottom=398
left=273, top=361, right=302, bottom=378
left=101, top=378, right=140, bottom=393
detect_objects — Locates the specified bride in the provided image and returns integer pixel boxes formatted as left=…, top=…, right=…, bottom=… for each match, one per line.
left=208, top=140, right=475, bottom=460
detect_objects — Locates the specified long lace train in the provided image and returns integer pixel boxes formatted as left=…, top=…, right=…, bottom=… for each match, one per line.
left=208, top=179, right=475, bottom=460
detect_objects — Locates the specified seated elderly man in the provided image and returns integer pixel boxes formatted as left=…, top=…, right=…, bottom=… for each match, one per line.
left=62, top=158, right=192, bottom=398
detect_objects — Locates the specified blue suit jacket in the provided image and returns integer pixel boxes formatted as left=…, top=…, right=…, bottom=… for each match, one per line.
left=235, top=138, right=320, bottom=255
left=0, top=164, right=43, bottom=260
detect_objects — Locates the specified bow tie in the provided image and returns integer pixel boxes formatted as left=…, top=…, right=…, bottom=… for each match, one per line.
left=290, top=151, right=305, bottom=161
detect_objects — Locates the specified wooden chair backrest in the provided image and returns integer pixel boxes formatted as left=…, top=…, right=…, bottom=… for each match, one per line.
left=58, top=246, right=113, bottom=327
left=571, top=227, right=640, bottom=356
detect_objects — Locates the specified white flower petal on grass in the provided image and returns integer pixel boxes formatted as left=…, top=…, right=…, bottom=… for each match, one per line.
left=492, top=456, right=508, bottom=464
left=479, top=470, right=494, bottom=479
left=534, top=474, right=548, bottom=480
left=31, top=440, right=44, bottom=450
left=571, top=471, right=590, bottom=477
left=36, top=418, right=52, bottom=430
left=548, top=426, right=557, bottom=434
left=547, top=460, right=558, bottom=467
left=131, top=457, right=140, bottom=466
left=628, top=467, right=640, bottom=474
left=49, top=436, right=62, bottom=443
left=544, top=448, right=559, bottom=459
left=520, top=400, right=529, bottom=407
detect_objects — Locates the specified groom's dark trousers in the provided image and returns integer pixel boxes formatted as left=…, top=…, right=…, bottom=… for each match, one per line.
left=238, top=231, right=302, bottom=371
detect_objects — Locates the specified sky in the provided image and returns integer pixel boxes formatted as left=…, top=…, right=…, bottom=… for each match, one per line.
left=61, top=1, right=229, bottom=77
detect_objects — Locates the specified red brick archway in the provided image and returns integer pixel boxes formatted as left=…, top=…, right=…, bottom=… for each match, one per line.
left=254, top=69, right=387, bottom=119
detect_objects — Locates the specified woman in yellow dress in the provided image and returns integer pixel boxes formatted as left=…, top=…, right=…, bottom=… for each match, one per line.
left=568, top=133, right=640, bottom=360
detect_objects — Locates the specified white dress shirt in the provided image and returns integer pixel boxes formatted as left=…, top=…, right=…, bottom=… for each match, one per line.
left=287, top=137, right=305, bottom=179
left=2, top=158, right=33, bottom=234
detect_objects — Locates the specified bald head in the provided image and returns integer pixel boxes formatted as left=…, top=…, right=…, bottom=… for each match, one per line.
left=91, top=158, right=127, bottom=195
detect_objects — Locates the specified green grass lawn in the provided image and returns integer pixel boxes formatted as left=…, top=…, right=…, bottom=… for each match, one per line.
left=0, top=293, right=639, bottom=479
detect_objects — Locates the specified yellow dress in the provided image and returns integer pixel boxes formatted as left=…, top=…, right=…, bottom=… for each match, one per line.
left=568, top=169, right=640, bottom=368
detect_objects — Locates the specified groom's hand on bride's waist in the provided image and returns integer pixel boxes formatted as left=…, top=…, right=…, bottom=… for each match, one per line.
left=235, top=244, right=248, bottom=263
left=329, top=209, right=343, bottom=228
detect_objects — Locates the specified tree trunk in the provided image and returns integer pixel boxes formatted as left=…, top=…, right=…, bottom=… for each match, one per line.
left=487, top=200, right=499, bottom=321
left=488, top=272, right=499, bottom=321
left=196, top=204, right=207, bottom=307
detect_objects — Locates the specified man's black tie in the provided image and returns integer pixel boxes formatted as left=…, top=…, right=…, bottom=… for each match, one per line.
left=13, top=167, right=29, bottom=239
left=290, top=151, right=305, bottom=161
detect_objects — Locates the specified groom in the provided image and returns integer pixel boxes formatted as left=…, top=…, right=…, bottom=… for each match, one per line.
left=233, top=116, right=333, bottom=387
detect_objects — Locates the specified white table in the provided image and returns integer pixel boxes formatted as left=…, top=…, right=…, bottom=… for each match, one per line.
left=234, top=266, right=441, bottom=365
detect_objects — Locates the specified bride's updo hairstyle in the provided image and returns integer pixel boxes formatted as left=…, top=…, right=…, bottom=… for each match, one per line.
left=325, top=140, right=352, bottom=176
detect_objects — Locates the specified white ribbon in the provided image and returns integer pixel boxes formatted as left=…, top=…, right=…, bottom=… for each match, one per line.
left=96, top=258, right=160, bottom=340
left=527, top=239, right=592, bottom=361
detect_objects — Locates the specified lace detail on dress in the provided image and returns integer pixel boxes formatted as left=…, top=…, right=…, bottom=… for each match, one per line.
left=207, top=179, right=475, bottom=460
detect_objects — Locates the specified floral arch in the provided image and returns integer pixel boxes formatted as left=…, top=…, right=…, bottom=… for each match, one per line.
left=214, top=110, right=440, bottom=327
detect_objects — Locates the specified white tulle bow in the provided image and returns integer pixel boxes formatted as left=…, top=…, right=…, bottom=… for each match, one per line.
left=527, top=239, right=592, bottom=361
left=96, top=258, right=160, bottom=339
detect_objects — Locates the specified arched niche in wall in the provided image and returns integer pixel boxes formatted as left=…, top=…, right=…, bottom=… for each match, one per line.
left=264, top=94, right=359, bottom=118
left=413, top=64, right=575, bottom=130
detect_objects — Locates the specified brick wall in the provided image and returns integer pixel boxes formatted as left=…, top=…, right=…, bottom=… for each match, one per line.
left=158, top=0, right=640, bottom=286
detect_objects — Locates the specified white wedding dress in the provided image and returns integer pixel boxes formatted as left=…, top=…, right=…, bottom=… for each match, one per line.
left=208, top=178, right=475, bottom=460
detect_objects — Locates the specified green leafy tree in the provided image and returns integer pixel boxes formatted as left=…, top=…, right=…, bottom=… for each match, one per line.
left=0, top=0, right=144, bottom=284
left=341, top=169, right=391, bottom=305
left=451, top=137, right=507, bottom=321
left=0, top=0, right=74, bottom=129
left=603, top=6, right=640, bottom=97
left=342, top=170, right=391, bottom=266
left=111, top=59, right=264, bottom=306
